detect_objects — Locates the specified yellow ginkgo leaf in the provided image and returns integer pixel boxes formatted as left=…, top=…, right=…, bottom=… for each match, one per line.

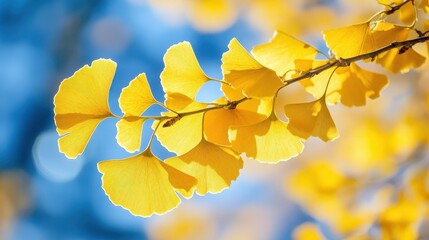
left=116, top=73, right=157, bottom=152
left=323, top=22, right=405, bottom=59
left=165, top=138, right=243, bottom=195
left=222, top=38, right=284, bottom=98
left=54, top=59, right=115, bottom=159
left=398, top=0, right=416, bottom=24
left=252, top=31, right=318, bottom=77
left=165, top=92, right=203, bottom=112
left=155, top=103, right=206, bottom=155
left=118, top=73, right=157, bottom=116
left=229, top=112, right=304, bottom=163
left=338, top=63, right=388, bottom=107
left=98, top=150, right=197, bottom=217
left=376, top=47, right=426, bottom=74
left=378, top=0, right=415, bottom=24
left=285, top=97, right=339, bottom=142
left=116, top=117, right=147, bottom=153
left=297, top=59, right=343, bottom=105
left=297, top=61, right=388, bottom=107
left=161, top=41, right=209, bottom=100
left=204, top=85, right=273, bottom=145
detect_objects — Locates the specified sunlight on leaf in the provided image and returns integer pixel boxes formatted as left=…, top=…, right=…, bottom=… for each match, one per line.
left=297, top=59, right=343, bottom=105
left=229, top=112, right=303, bottom=163
left=155, top=107, right=206, bottom=155
left=376, top=47, right=425, bottom=74
left=222, top=38, right=283, bottom=98
left=54, top=59, right=115, bottom=159
left=118, top=73, right=157, bottom=116
left=98, top=150, right=197, bottom=217
left=165, top=138, right=243, bottom=195
left=116, top=117, right=147, bottom=153
left=161, top=41, right=209, bottom=100
left=285, top=97, right=339, bottom=142
left=323, top=22, right=406, bottom=59
left=252, top=31, right=318, bottom=77
left=339, top=63, right=388, bottom=107
left=204, top=85, right=272, bottom=145
left=116, top=73, right=157, bottom=152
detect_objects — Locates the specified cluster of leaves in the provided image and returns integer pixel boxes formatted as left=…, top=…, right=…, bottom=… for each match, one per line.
left=54, top=0, right=429, bottom=217
left=287, top=112, right=429, bottom=240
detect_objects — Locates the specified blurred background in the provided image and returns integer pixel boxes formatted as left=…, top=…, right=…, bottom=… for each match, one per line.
left=1, top=0, right=429, bottom=239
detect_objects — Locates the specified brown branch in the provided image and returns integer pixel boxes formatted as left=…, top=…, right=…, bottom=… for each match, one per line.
left=284, top=35, right=429, bottom=86
left=384, top=0, right=414, bottom=15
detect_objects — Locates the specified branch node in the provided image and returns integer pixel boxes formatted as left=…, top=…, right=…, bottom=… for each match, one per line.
left=338, top=58, right=350, bottom=67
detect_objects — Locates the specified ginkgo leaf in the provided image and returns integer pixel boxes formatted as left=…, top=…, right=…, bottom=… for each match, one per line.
left=116, top=73, right=157, bottom=152
left=204, top=99, right=272, bottom=146
left=98, top=150, right=197, bottom=217
left=116, top=117, right=147, bottom=153
left=370, top=26, right=426, bottom=73
left=252, top=31, right=318, bottom=77
left=222, top=38, right=284, bottom=98
left=119, top=73, right=157, bottom=116
left=165, top=92, right=203, bottom=112
left=161, top=41, right=209, bottom=100
left=297, top=59, right=343, bottom=105
left=376, top=47, right=426, bottom=74
left=323, top=22, right=406, bottom=59
left=204, top=85, right=273, bottom=145
left=54, top=59, right=115, bottom=159
left=298, top=60, right=388, bottom=107
left=378, top=0, right=415, bottom=24
left=398, top=0, right=416, bottom=24
left=285, top=97, right=339, bottom=142
left=165, top=138, right=243, bottom=195
left=155, top=107, right=206, bottom=155
left=229, top=112, right=304, bottom=163
left=338, top=63, right=388, bottom=107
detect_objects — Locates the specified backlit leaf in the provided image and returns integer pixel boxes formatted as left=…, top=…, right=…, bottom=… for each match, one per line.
left=323, top=22, right=405, bottom=59
left=222, top=38, right=283, bottom=98
left=161, top=42, right=209, bottom=100
left=155, top=101, right=207, bottom=155
left=297, top=59, right=343, bottom=105
left=54, top=59, right=115, bottom=159
left=204, top=85, right=272, bottom=145
left=285, top=97, right=339, bottom=142
left=165, top=138, right=243, bottom=195
left=98, top=150, right=197, bottom=217
left=229, top=112, right=304, bottom=163
left=118, top=73, right=157, bottom=116
left=116, top=73, right=157, bottom=152
left=252, top=31, right=318, bottom=77
left=377, top=47, right=425, bottom=74
left=298, top=61, right=388, bottom=107
left=338, top=63, right=388, bottom=107
left=116, top=117, right=147, bottom=153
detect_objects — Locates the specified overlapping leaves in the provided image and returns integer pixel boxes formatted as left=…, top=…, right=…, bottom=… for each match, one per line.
left=53, top=0, right=429, bottom=218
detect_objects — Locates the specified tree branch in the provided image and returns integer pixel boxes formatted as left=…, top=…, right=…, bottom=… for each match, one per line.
left=284, top=35, right=429, bottom=86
